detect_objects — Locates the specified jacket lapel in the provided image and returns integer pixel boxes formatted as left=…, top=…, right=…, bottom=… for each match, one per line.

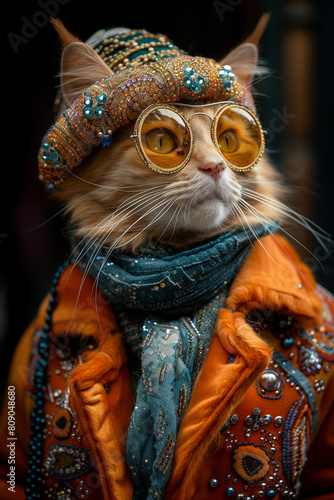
left=165, top=234, right=323, bottom=499
left=49, top=265, right=135, bottom=499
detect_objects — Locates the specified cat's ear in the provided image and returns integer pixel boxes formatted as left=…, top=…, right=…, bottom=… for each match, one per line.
left=60, top=43, right=113, bottom=105
left=51, top=18, right=113, bottom=106
left=219, top=13, right=271, bottom=86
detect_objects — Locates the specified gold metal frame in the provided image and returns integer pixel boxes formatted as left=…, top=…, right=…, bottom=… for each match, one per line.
left=131, top=102, right=265, bottom=174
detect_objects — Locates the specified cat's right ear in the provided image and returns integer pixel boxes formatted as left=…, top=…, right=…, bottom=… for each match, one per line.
left=51, top=18, right=113, bottom=107
left=218, top=13, right=271, bottom=86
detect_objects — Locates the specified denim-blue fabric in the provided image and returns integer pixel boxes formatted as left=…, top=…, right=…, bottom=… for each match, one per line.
left=83, top=224, right=275, bottom=317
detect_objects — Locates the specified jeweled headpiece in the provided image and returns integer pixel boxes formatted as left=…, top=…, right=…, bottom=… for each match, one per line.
left=38, top=28, right=251, bottom=190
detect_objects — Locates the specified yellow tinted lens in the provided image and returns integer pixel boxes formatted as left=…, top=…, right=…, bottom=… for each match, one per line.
left=138, top=106, right=192, bottom=173
left=218, top=130, right=238, bottom=153
left=214, top=106, right=263, bottom=170
left=146, top=129, right=176, bottom=154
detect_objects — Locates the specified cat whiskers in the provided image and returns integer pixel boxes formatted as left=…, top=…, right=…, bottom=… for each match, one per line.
left=241, top=186, right=332, bottom=254
left=66, top=165, right=161, bottom=192
left=65, top=187, right=167, bottom=296
left=235, top=189, right=331, bottom=270
left=64, top=188, right=177, bottom=330
left=67, top=188, right=159, bottom=263
left=75, top=188, right=181, bottom=277
left=104, top=193, right=184, bottom=253
left=156, top=204, right=183, bottom=245
left=91, top=194, right=184, bottom=309
left=231, top=199, right=289, bottom=270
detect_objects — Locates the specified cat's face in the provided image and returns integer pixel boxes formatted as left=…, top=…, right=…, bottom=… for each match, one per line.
left=58, top=100, right=282, bottom=251
left=52, top=20, right=284, bottom=252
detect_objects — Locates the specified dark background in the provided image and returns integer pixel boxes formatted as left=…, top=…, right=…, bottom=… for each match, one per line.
left=2, top=0, right=334, bottom=394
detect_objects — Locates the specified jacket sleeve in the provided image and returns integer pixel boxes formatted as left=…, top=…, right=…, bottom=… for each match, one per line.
left=300, top=286, right=334, bottom=499
left=0, top=322, right=36, bottom=500
left=300, top=358, right=334, bottom=499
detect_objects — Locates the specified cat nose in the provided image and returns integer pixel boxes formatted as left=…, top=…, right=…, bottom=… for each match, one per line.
left=200, top=161, right=226, bottom=182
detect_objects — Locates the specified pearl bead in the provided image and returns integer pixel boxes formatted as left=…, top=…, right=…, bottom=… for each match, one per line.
left=274, top=416, right=283, bottom=427
left=230, top=414, right=239, bottom=424
left=209, top=478, right=219, bottom=488
left=260, top=370, right=280, bottom=391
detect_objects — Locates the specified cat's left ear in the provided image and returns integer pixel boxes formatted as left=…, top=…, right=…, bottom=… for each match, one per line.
left=219, top=12, right=271, bottom=86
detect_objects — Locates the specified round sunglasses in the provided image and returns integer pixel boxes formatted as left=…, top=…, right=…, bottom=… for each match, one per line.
left=130, top=102, right=265, bottom=175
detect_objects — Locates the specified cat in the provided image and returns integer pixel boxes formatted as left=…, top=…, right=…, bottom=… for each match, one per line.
left=1, top=16, right=333, bottom=500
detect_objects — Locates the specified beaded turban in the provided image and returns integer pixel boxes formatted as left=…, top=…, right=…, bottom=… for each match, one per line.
left=38, top=27, right=252, bottom=190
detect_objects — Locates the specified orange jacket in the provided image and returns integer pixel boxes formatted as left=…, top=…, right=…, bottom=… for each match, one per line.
left=1, top=235, right=334, bottom=499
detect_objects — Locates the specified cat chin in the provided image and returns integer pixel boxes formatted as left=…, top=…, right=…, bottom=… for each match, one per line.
left=184, top=199, right=231, bottom=232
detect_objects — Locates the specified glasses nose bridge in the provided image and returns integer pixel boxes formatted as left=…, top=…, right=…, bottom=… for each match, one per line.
left=187, top=112, right=215, bottom=144
left=187, top=111, right=214, bottom=124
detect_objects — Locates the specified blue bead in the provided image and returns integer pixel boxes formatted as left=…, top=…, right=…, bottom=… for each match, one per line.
left=84, top=107, right=94, bottom=118
left=102, top=135, right=112, bottom=147
left=45, top=183, right=55, bottom=191
left=225, top=487, right=235, bottom=496
left=191, top=81, right=202, bottom=93
left=84, top=97, right=93, bottom=106
left=95, top=106, right=103, bottom=117
left=183, top=76, right=193, bottom=88
left=282, top=337, right=294, bottom=349
left=97, top=93, right=107, bottom=104
left=184, top=66, right=194, bottom=76
left=43, top=142, right=50, bottom=150
left=266, top=490, right=276, bottom=500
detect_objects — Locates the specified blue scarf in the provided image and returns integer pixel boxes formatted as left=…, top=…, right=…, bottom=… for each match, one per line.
left=80, top=225, right=274, bottom=499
